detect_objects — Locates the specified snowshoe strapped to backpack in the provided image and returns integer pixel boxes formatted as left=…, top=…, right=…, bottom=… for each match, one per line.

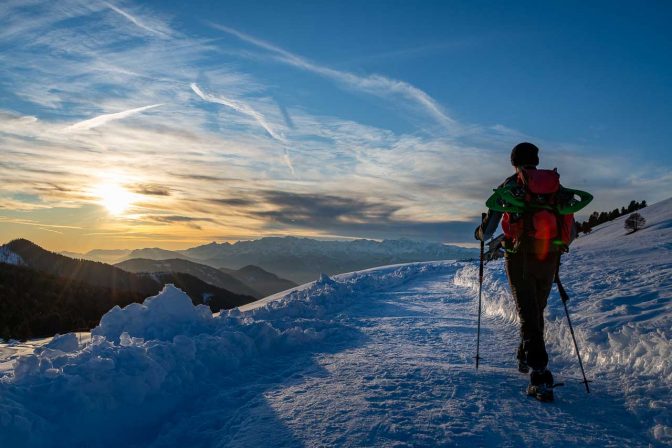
left=485, top=168, right=593, bottom=259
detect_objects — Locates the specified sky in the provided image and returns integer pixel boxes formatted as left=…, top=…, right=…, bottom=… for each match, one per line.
left=1, top=0, right=670, bottom=252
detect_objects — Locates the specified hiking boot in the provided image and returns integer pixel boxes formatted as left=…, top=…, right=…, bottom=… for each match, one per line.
left=527, top=369, right=554, bottom=402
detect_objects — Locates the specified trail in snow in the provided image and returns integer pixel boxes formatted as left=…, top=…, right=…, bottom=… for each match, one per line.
left=176, top=266, right=650, bottom=447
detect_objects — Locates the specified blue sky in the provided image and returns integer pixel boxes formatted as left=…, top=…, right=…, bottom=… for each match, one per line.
left=0, top=0, right=670, bottom=250
left=185, top=0, right=672, bottom=158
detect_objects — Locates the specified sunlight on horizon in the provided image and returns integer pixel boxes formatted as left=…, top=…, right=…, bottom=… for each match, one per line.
left=93, top=182, right=135, bottom=216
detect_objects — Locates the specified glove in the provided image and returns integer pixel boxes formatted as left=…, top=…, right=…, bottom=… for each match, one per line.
left=474, top=224, right=483, bottom=241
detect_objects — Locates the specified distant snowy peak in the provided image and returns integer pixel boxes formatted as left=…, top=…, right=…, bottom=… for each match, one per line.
left=125, top=247, right=192, bottom=262
left=176, top=237, right=476, bottom=283
left=0, top=246, right=25, bottom=266
left=182, top=237, right=475, bottom=259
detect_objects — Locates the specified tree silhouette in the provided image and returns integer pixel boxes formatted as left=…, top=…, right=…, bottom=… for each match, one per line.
left=577, top=200, right=648, bottom=235
left=624, top=212, right=646, bottom=233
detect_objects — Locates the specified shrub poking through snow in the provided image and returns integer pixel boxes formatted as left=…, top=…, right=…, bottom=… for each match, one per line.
left=624, top=212, right=646, bottom=233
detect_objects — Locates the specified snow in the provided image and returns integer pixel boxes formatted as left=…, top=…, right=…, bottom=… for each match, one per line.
left=455, top=198, right=672, bottom=444
left=0, top=199, right=670, bottom=447
left=44, top=333, right=79, bottom=353
left=0, top=338, right=52, bottom=376
left=0, top=246, right=24, bottom=265
left=92, top=284, right=214, bottom=343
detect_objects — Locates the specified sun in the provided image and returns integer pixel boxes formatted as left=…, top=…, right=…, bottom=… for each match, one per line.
left=94, top=182, right=135, bottom=215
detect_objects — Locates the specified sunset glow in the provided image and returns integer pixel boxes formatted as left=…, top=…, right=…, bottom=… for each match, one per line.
left=0, top=0, right=670, bottom=253
left=94, top=183, right=135, bottom=216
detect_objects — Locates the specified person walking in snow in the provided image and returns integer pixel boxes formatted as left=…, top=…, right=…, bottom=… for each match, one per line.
left=475, top=142, right=574, bottom=401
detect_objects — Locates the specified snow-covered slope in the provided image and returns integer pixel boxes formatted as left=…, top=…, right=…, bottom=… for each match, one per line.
left=0, top=246, right=24, bottom=266
left=0, top=199, right=670, bottom=447
left=455, top=197, right=672, bottom=443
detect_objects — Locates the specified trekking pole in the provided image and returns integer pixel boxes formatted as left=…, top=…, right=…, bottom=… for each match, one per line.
left=475, top=213, right=486, bottom=369
left=555, top=263, right=591, bottom=393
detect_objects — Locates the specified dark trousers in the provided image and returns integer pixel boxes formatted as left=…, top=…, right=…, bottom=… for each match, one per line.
left=505, top=251, right=559, bottom=371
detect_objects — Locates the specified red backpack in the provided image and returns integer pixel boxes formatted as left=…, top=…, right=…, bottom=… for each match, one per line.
left=501, top=168, right=575, bottom=258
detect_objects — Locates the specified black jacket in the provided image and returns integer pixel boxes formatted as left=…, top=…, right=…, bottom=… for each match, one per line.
left=475, top=174, right=517, bottom=241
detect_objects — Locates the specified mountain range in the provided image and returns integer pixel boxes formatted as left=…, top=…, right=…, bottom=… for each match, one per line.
left=67, top=237, right=477, bottom=283
left=115, top=258, right=296, bottom=298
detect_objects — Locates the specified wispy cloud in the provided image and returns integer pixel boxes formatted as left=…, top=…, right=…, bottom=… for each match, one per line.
left=190, top=83, right=295, bottom=174
left=190, top=83, right=285, bottom=142
left=64, top=104, right=163, bottom=132
left=131, top=184, right=171, bottom=196
left=283, top=148, right=295, bottom=176
left=38, top=227, right=64, bottom=234
left=0, top=217, right=82, bottom=229
left=102, top=1, right=169, bottom=37
left=209, top=24, right=460, bottom=133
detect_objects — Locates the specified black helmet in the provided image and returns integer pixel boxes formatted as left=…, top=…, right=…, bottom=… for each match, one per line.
left=510, top=142, right=539, bottom=167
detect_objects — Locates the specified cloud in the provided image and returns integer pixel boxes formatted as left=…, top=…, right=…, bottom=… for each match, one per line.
left=64, top=104, right=163, bottom=132
left=147, top=215, right=215, bottom=224
left=102, top=1, right=169, bottom=37
left=276, top=101, right=295, bottom=129
left=132, top=184, right=171, bottom=196
left=207, top=198, right=256, bottom=207
left=0, top=216, right=82, bottom=230
left=190, top=83, right=285, bottom=142
left=283, top=148, right=295, bottom=176
left=190, top=83, right=296, bottom=174
left=0, top=198, right=51, bottom=211
left=209, top=24, right=460, bottom=133
left=252, top=191, right=474, bottom=242
left=37, top=227, right=64, bottom=234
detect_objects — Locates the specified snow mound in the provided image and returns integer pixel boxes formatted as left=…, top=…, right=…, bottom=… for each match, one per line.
left=44, top=333, right=79, bottom=353
left=93, top=284, right=214, bottom=343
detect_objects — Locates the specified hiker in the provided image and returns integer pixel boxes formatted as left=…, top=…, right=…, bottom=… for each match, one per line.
left=474, top=142, right=574, bottom=401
